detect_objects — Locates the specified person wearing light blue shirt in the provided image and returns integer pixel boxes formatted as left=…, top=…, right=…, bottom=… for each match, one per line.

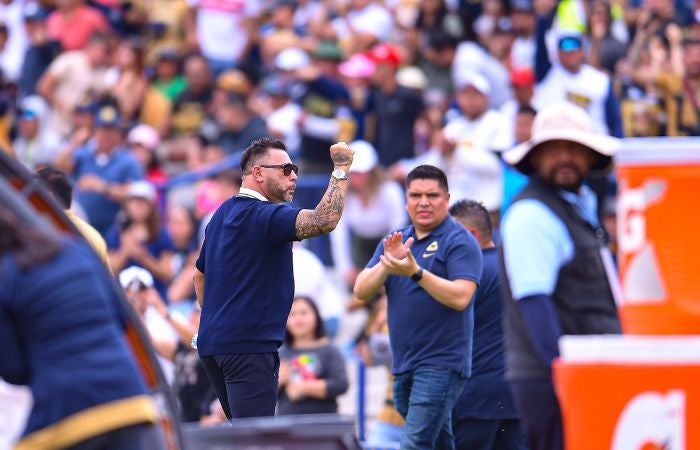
left=500, top=102, right=623, bottom=450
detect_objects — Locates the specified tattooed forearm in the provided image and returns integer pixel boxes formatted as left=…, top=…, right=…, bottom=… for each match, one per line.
left=332, top=153, right=353, bottom=166
left=295, top=178, right=348, bottom=239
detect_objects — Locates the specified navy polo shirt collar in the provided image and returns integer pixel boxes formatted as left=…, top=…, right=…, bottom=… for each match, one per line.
left=407, top=215, right=453, bottom=241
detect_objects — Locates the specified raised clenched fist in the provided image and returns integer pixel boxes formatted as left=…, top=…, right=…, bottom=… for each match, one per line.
left=330, top=141, right=354, bottom=168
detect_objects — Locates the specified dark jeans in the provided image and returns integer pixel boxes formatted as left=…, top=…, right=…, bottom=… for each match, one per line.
left=393, top=366, right=467, bottom=450
left=67, top=423, right=166, bottom=450
left=200, top=352, right=280, bottom=419
left=509, top=379, right=563, bottom=450
left=453, top=418, right=527, bottom=450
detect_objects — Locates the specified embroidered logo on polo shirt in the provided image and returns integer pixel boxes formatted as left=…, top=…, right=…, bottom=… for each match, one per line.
left=423, top=241, right=439, bottom=258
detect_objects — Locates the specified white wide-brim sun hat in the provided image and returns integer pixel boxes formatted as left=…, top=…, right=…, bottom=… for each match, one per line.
left=503, top=101, right=621, bottom=175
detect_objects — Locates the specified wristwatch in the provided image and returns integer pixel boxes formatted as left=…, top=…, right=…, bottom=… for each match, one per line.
left=410, top=267, right=424, bottom=282
left=331, top=169, right=348, bottom=180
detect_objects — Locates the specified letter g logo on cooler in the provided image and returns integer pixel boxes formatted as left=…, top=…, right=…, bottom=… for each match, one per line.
left=612, top=390, right=685, bottom=450
left=618, top=179, right=668, bottom=305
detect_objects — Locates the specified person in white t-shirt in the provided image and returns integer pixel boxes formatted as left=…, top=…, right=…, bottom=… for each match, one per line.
left=292, top=244, right=344, bottom=338
left=397, top=73, right=507, bottom=215
left=120, top=266, right=179, bottom=385
left=331, top=0, right=393, bottom=50
left=185, top=0, right=261, bottom=75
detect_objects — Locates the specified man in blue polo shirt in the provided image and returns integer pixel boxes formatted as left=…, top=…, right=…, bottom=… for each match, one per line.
left=194, top=137, right=354, bottom=419
left=54, top=103, right=143, bottom=235
left=354, top=165, right=482, bottom=450
left=450, top=199, right=526, bottom=450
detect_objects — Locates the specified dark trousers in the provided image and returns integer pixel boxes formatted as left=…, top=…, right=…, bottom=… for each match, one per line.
left=453, top=418, right=527, bottom=450
left=67, top=423, right=166, bottom=450
left=509, top=379, right=563, bottom=450
left=200, top=352, right=280, bottom=419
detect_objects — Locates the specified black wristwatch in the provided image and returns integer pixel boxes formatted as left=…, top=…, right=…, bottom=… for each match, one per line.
left=410, top=267, right=424, bottom=282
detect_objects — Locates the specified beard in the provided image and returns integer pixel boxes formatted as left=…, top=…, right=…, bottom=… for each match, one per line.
left=542, top=163, right=586, bottom=192
left=268, top=178, right=294, bottom=203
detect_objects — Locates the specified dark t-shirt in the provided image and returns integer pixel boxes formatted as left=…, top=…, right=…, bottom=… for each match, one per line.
left=195, top=195, right=301, bottom=356
left=277, top=343, right=349, bottom=415
left=298, top=76, right=351, bottom=168
left=454, top=247, right=519, bottom=420
left=368, top=217, right=482, bottom=376
left=372, top=85, right=425, bottom=167
left=174, top=343, right=213, bottom=422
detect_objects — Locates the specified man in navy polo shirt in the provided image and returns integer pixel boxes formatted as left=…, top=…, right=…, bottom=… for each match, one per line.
left=194, top=137, right=354, bottom=419
left=450, top=200, right=526, bottom=450
left=354, top=165, right=482, bottom=450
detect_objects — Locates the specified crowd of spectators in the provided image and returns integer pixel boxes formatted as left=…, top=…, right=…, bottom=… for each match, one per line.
left=1, top=0, right=695, bottom=438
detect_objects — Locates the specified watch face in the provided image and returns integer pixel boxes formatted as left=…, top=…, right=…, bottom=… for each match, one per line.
left=332, top=169, right=348, bottom=180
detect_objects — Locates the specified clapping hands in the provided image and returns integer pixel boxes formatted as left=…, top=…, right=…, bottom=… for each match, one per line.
left=379, top=232, right=419, bottom=277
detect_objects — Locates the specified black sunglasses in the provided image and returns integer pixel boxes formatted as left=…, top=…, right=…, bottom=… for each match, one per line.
left=259, top=163, right=299, bottom=176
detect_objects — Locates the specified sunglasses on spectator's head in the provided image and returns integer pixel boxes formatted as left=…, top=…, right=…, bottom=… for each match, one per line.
left=259, top=163, right=299, bottom=176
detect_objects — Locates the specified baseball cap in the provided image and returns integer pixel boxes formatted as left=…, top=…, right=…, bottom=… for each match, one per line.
left=128, top=124, right=160, bottom=150
left=510, top=67, right=535, bottom=86
left=127, top=181, right=157, bottom=203
left=558, top=35, right=583, bottom=52
left=23, top=2, right=48, bottom=21
left=94, top=104, right=121, bottom=128
left=275, top=47, right=310, bottom=71
left=338, top=53, right=376, bottom=79
left=397, top=66, right=428, bottom=90
left=349, top=140, right=378, bottom=173
left=455, top=72, right=491, bottom=96
left=216, top=69, right=253, bottom=95
left=367, top=43, right=402, bottom=68
left=119, top=266, right=154, bottom=291
left=313, top=41, right=345, bottom=61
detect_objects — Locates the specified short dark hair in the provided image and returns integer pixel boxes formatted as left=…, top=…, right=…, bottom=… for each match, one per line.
left=449, top=199, right=493, bottom=240
left=284, top=296, right=327, bottom=346
left=405, top=165, right=449, bottom=192
left=36, top=166, right=72, bottom=209
left=240, top=138, right=287, bottom=174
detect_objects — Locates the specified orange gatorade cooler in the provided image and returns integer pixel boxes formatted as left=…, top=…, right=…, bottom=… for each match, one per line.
left=553, top=335, right=700, bottom=450
left=616, top=139, right=700, bottom=334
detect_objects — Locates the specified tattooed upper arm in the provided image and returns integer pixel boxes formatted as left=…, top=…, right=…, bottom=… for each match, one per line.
left=295, top=209, right=329, bottom=240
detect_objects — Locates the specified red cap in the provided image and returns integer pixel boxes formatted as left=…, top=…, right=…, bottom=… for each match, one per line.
left=510, top=67, right=535, bottom=86
left=367, top=43, right=402, bottom=68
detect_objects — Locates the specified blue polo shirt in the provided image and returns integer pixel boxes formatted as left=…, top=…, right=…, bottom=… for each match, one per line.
left=454, top=247, right=518, bottom=420
left=367, top=216, right=482, bottom=376
left=195, top=195, right=302, bottom=357
left=73, top=145, right=143, bottom=235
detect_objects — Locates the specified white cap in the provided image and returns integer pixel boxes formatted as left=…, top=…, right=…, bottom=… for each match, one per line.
left=119, top=266, right=154, bottom=291
left=127, top=181, right=156, bottom=202
left=455, top=71, right=491, bottom=96
left=349, top=140, right=379, bottom=173
left=397, top=66, right=428, bottom=90
left=128, top=124, right=160, bottom=150
left=275, top=47, right=310, bottom=72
